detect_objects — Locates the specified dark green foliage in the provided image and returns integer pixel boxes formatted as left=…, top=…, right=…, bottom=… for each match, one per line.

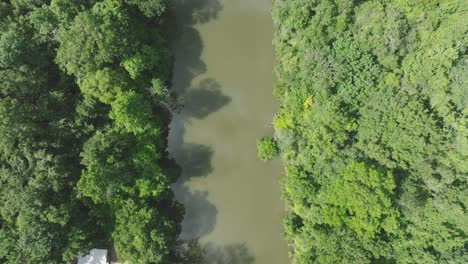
left=272, top=0, right=468, bottom=263
left=0, top=5, right=102, bottom=263
left=124, top=0, right=166, bottom=18
left=78, top=129, right=169, bottom=204
left=55, top=0, right=181, bottom=262
left=113, top=198, right=179, bottom=264
left=0, top=0, right=181, bottom=263
left=55, top=0, right=131, bottom=77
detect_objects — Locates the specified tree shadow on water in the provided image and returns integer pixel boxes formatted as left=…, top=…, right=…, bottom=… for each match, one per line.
left=174, top=239, right=256, bottom=264
left=171, top=0, right=223, bottom=26
left=175, top=143, right=214, bottom=178
left=168, top=0, right=223, bottom=96
left=169, top=141, right=217, bottom=239
left=182, top=78, right=232, bottom=119
left=168, top=0, right=229, bottom=118
left=169, top=25, right=205, bottom=95
left=167, top=0, right=226, bottom=246
left=172, top=186, right=218, bottom=240
left=204, top=243, right=256, bottom=264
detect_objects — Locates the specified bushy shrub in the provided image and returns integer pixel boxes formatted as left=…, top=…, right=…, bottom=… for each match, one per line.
left=257, top=137, right=279, bottom=161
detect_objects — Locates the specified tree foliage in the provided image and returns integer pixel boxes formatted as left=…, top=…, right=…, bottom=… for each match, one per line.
left=273, top=0, right=468, bottom=263
left=0, top=1, right=181, bottom=263
left=257, top=137, right=279, bottom=161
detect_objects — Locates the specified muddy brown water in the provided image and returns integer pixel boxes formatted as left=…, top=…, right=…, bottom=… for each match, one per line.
left=168, top=1, right=288, bottom=263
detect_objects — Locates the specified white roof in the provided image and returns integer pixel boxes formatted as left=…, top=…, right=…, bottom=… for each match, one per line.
left=78, top=249, right=108, bottom=264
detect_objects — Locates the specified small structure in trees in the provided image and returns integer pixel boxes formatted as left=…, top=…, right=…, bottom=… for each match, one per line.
left=78, top=249, right=108, bottom=264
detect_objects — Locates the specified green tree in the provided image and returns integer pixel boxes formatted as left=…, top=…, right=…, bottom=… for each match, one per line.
left=321, top=162, right=399, bottom=238
left=0, top=0, right=181, bottom=263
left=272, top=0, right=468, bottom=262
left=113, top=199, right=178, bottom=264
left=55, top=0, right=131, bottom=77
left=124, top=0, right=166, bottom=18
left=256, top=137, right=279, bottom=161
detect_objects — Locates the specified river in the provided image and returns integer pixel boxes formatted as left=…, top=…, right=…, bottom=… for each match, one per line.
left=167, top=0, right=288, bottom=263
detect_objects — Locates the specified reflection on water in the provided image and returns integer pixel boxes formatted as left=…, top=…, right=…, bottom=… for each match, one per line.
left=183, top=78, right=231, bottom=119
left=168, top=0, right=288, bottom=263
left=175, top=239, right=255, bottom=264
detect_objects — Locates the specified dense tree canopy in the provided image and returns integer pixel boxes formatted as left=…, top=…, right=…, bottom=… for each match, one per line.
left=0, top=0, right=181, bottom=263
left=0, top=4, right=98, bottom=263
left=272, top=0, right=467, bottom=263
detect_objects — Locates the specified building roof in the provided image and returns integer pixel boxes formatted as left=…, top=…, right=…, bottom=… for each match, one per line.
left=78, top=249, right=108, bottom=264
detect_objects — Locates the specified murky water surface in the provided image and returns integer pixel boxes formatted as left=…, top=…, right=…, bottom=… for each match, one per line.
left=168, top=1, right=288, bottom=263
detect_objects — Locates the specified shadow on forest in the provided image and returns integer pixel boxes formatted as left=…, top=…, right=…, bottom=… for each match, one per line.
left=167, top=0, right=227, bottom=242
left=174, top=239, right=256, bottom=264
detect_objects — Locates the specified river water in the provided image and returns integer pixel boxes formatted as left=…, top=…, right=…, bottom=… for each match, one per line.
left=167, top=0, right=288, bottom=263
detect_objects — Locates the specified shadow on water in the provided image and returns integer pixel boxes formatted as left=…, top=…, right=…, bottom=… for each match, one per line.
left=173, top=187, right=218, bottom=240
left=175, top=143, right=214, bottom=178
left=171, top=0, right=223, bottom=26
left=167, top=0, right=230, bottom=243
left=174, top=239, right=256, bottom=264
left=183, top=78, right=232, bottom=119
left=168, top=0, right=224, bottom=96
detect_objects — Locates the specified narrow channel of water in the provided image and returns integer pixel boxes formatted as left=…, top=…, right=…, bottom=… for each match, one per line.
left=168, top=1, right=288, bottom=263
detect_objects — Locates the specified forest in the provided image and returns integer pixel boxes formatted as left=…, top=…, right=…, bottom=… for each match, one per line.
left=272, top=0, right=467, bottom=263
left=1, top=0, right=467, bottom=263
left=0, top=0, right=183, bottom=263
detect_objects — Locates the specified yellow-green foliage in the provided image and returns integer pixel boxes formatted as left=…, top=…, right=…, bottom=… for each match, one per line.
left=273, top=0, right=468, bottom=263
